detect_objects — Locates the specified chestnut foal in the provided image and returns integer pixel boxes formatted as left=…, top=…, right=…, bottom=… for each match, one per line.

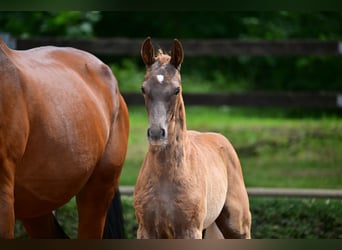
left=133, top=37, right=251, bottom=239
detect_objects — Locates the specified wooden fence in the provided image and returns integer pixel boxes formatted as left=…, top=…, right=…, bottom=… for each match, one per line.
left=119, top=186, right=342, bottom=199
left=1, top=34, right=341, bottom=109
left=122, top=92, right=342, bottom=108
left=8, top=35, right=342, bottom=109
left=11, top=37, right=342, bottom=56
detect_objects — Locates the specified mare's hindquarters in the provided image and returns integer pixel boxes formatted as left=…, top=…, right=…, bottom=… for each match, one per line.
left=76, top=94, right=129, bottom=239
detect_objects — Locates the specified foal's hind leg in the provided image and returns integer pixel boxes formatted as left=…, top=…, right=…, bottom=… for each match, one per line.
left=204, top=223, right=224, bottom=239
left=215, top=204, right=251, bottom=239
left=215, top=181, right=251, bottom=238
left=21, top=212, right=69, bottom=238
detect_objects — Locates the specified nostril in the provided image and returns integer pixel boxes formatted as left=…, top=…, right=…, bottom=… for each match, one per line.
left=147, top=128, right=151, bottom=137
left=161, top=128, right=166, bottom=137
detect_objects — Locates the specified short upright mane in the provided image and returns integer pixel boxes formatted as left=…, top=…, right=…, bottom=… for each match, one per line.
left=155, top=49, right=171, bottom=64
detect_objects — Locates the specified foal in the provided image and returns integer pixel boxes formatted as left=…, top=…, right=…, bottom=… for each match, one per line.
left=133, top=37, right=251, bottom=239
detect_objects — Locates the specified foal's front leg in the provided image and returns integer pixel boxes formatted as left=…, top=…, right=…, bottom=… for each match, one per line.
left=136, top=224, right=203, bottom=239
left=180, top=228, right=203, bottom=239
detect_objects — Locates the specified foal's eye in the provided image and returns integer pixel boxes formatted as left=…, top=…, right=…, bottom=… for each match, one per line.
left=141, top=86, right=145, bottom=94
left=174, top=87, right=180, bottom=95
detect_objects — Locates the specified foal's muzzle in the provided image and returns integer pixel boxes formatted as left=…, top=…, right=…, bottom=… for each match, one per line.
left=147, top=127, right=166, bottom=142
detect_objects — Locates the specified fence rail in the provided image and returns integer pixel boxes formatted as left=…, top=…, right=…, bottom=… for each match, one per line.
left=123, top=92, right=342, bottom=108
left=12, top=37, right=342, bottom=56
left=119, top=186, right=342, bottom=199
left=1, top=34, right=341, bottom=109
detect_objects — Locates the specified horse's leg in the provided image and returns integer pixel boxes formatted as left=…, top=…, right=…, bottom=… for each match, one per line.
left=136, top=225, right=150, bottom=239
left=137, top=224, right=203, bottom=239
left=182, top=228, right=202, bottom=239
left=76, top=95, right=128, bottom=239
left=215, top=203, right=251, bottom=239
left=76, top=173, right=117, bottom=239
left=215, top=177, right=251, bottom=238
left=0, top=158, right=15, bottom=239
left=21, top=212, right=69, bottom=238
left=203, top=223, right=224, bottom=239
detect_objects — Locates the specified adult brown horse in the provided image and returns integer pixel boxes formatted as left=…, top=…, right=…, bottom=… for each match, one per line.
left=133, top=37, right=251, bottom=239
left=0, top=39, right=129, bottom=239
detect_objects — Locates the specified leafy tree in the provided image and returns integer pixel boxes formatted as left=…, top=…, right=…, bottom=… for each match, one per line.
left=0, top=11, right=100, bottom=38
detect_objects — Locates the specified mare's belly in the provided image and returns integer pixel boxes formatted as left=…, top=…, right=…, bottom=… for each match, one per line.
left=14, top=147, right=99, bottom=219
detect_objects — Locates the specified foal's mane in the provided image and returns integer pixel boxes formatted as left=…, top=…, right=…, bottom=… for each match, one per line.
left=155, top=49, right=171, bottom=64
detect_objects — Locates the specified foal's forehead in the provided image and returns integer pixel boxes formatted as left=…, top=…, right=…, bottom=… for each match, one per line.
left=146, top=62, right=180, bottom=84
left=143, top=50, right=181, bottom=87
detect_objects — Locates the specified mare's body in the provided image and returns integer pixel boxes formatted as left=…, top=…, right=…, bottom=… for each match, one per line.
left=0, top=40, right=129, bottom=239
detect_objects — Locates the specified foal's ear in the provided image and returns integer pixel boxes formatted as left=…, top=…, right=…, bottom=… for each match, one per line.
left=141, top=37, right=155, bottom=67
left=170, top=39, right=184, bottom=70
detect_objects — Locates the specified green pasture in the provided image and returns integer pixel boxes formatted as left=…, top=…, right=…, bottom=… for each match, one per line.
left=121, top=106, right=342, bottom=189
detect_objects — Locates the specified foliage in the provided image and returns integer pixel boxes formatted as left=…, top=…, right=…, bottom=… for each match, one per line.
left=110, top=58, right=145, bottom=92
left=0, top=11, right=100, bottom=38
left=2, top=11, right=342, bottom=91
left=99, top=11, right=342, bottom=92
left=95, top=12, right=342, bottom=40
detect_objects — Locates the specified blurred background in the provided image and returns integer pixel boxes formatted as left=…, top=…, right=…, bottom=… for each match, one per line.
left=1, top=11, right=341, bottom=238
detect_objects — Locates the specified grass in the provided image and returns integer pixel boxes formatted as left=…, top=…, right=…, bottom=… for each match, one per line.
left=14, top=105, right=342, bottom=239
left=120, top=106, right=342, bottom=189
left=250, top=197, right=342, bottom=239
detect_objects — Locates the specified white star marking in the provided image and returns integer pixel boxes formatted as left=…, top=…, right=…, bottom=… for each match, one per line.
left=156, top=74, right=164, bottom=84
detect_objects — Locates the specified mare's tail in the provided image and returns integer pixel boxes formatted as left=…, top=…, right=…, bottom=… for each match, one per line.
left=102, top=189, right=126, bottom=239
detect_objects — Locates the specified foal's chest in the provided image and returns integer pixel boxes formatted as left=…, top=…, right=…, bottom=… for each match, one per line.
left=140, top=184, right=202, bottom=237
